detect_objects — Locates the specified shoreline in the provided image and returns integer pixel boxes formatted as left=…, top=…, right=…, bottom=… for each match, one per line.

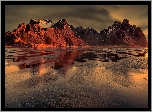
left=5, top=45, right=148, bottom=49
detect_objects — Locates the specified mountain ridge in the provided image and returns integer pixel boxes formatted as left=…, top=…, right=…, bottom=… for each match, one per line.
left=5, top=18, right=148, bottom=47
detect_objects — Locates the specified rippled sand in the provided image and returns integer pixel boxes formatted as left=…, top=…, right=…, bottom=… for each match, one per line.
left=5, top=47, right=148, bottom=108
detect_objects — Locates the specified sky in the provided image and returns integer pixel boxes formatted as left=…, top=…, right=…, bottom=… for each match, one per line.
left=5, top=5, right=148, bottom=41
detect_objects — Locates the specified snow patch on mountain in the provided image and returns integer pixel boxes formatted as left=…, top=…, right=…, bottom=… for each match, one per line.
left=39, top=19, right=52, bottom=28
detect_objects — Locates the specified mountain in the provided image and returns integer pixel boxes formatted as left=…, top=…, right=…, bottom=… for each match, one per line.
left=100, top=19, right=148, bottom=47
left=5, top=19, right=87, bottom=47
left=73, top=19, right=148, bottom=47
left=5, top=18, right=148, bottom=47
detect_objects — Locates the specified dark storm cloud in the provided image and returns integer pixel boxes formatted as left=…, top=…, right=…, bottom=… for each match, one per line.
left=138, top=10, right=148, bottom=19
left=32, top=5, right=117, bottom=27
left=45, top=5, right=116, bottom=29
left=5, top=5, right=119, bottom=32
left=5, top=5, right=148, bottom=39
left=63, top=6, right=113, bottom=22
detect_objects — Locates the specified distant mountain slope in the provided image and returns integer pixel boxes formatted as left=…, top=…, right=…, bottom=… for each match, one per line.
left=5, top=18, right=148, bottom=47
left=73, top=19, right=148, bottom=47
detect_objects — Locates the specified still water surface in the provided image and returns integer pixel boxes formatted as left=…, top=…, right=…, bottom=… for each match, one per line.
left=5, top=47, right=148, bottom=108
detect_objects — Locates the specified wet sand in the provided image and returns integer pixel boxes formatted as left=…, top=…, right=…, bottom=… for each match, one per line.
left=5, top=47, right=148, bottom=108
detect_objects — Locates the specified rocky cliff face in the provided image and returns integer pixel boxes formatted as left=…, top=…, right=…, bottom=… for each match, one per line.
left=71, top=26, right=102, bottom=46
left=5, top=19, right=87, bottom=47
left=73, top=19, right=147, bottom=47
left=5, top=18, right=148, bottom=47
left=100, top=19, right=148, bottom=47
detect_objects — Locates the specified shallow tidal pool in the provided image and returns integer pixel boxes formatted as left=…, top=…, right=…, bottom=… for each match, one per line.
left=5, top=47, right=148, bottom=108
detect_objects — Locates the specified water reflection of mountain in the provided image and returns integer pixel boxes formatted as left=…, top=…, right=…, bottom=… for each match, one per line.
left=6, top=48, right=148, bottom=86
left=17, top=50, right=83, bottom=74
left=54, top=51, right=82, bottom=69
left=15, top=48, right=148, bottom=71
left=12, top=50, right=83, bottom=89
left=5, top=48, right=148, bottom=108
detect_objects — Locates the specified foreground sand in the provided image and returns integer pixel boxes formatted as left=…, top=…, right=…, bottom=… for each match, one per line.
left=5, top=47, right=148, bottom=108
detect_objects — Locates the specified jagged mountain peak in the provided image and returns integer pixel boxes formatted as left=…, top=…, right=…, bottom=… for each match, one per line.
left=52, top=19, right=70, bottom=30
left=5, top=18, right=148, bottom=47
left=5, top=18, right=87, bottom=47
left=29, top=19, right=39, bottom=24
left=98, top=19, right=147, bottom=46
